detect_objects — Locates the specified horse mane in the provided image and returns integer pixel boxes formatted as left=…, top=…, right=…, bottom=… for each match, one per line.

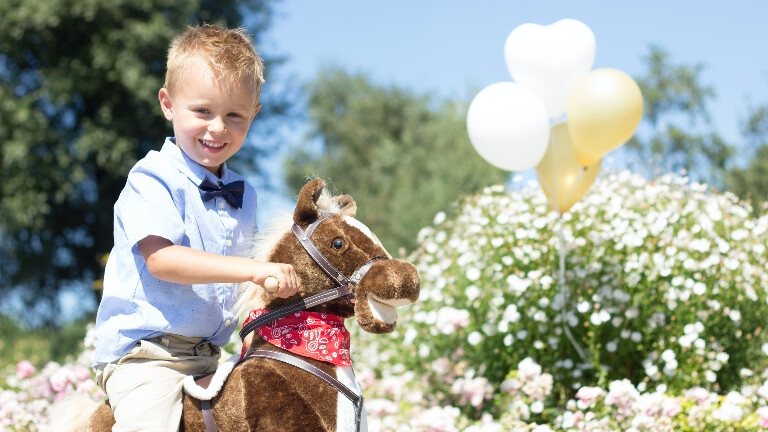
left=234, top=185, right=344, bottom=320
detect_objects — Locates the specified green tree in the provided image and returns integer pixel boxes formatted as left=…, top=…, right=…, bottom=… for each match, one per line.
left=726, top=104, right=768, bottom=215
left=625, top=45, right=734, bottom=187
left=0, top=0, right=291, bottom=325
left=284, top=68, right=509, bottom=254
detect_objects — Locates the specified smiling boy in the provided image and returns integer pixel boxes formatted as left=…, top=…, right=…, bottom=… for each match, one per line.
left=92, top=24, right=299, bottom=431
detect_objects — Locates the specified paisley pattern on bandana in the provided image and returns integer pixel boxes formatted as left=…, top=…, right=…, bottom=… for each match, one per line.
left=241, top=309, right=352, bottom=366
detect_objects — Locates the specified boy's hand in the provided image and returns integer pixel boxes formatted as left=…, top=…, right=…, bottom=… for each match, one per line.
left=257, top=263, right=299, bottom=299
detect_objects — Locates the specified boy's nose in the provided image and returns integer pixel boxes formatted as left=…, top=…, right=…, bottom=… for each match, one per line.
left=209, top=117, right=227, bottom=134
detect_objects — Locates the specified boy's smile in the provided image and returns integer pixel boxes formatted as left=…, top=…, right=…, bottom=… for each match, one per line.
left=158, top=58, right=261, bottom=176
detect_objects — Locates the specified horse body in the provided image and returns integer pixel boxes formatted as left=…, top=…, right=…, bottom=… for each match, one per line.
left=179, top=338, right=366, bottom=432
left=51, top=178, right=420, bottom=431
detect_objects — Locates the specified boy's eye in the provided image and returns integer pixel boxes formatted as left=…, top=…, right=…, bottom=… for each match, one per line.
left=194, top=108, right=209, bottom=114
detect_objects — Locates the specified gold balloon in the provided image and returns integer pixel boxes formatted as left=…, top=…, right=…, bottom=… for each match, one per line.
left=536, top=122, right=601, bottom=213
left=566, top=68, right=643, bottom=167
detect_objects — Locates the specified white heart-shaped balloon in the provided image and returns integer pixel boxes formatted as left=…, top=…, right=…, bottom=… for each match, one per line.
left=466, top=82, right=550, bottom=172
left=505, top=19, right=596, bottom=119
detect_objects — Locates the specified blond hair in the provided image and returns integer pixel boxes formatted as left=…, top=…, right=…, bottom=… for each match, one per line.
left=164, top=24, right=265, bottom=105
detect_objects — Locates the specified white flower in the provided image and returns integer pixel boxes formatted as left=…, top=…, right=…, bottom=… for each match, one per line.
left=728, top=309, right=742, bottom=322
left=465, top=285, right=481, bottom=302
left=517, top=358, right=543, bottom=381
left=590, top=310, right=610, bottom=325
left=507, top=274, right=531, bottom=293
left=436, top=307, right=470, bottom=335
left=466, top=267, right=481, bottom=281
left=530, top=400, right=544, bottom=413
left=468, top=331, right=483, bottom=345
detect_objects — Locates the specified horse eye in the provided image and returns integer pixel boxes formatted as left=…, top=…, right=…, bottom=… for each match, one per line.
left=332, top=239, right=343, bottom=249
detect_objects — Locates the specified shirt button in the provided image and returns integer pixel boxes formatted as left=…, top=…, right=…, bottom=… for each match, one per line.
left=218, top=201, right=225, bottom=209
left=226, top=283, right=233, bottom=288
left=226, top=239, right=232, bottom=247
left=224, top=319, right=232, bottom=327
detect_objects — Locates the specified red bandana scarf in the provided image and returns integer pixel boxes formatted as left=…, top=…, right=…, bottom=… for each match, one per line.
left=241, top=309, right=352, bottom=366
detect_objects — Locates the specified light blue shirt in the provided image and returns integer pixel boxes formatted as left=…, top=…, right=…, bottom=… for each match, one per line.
left=93, top=138, right=258, bottom=366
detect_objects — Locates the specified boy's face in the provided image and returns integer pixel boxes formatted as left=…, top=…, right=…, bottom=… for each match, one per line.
left=158, top=60, right=261, bottom=176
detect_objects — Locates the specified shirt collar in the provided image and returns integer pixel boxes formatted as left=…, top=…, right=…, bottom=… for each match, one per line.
left=161, top=137, right=241, bottom=187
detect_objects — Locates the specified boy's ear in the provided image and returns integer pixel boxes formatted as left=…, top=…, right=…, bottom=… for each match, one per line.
left=250, top=104, right=262, bottom=122
left=158, top=88, right=174, bottom=121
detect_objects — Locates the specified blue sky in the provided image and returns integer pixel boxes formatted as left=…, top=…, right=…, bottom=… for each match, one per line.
left=255, top=1, right=768, bottom=214
left=265, top=1, right=768, bottom=140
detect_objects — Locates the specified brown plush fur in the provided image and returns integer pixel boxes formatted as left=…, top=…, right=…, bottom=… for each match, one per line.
left=71, top=178, right=420, bottom=431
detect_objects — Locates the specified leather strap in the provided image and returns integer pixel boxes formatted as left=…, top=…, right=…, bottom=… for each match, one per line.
left=239, top=284, right=351, bottom=341
left=200, top=399, right=217, bottom=432
left=244, top=350, right=363, bottom=431
left=292, top=220, right=354, bottom=287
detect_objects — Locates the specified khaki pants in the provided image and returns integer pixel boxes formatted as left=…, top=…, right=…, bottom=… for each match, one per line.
left=95, top=335, right=220, bottom=432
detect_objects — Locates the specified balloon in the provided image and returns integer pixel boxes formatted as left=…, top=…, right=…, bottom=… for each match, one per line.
left=536, top=122, right=601, bottom=213
left=504, top=19, right=596, bottom=119
left=567, top=68, right=644, bottom=167
left=466, top=82, right=550, bottom=172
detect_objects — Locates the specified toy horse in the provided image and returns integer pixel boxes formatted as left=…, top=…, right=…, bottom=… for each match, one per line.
left=50, top=178, right=421, bottom=431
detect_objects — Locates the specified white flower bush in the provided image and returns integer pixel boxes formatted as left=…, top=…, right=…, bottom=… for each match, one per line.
left=4, top=170, right=768, bottom=430
left=353, top=170, right=768, bottom=430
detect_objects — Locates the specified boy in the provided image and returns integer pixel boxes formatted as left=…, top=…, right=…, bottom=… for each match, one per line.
left=93, top=24, right=298, bottom=431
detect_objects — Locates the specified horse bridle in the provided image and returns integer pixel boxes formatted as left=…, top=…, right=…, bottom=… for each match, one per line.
left=239, top=213, right=384, bottom=342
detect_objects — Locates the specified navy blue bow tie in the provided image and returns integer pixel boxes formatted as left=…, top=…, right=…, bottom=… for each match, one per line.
left=199, top=178, right=245, bottom=209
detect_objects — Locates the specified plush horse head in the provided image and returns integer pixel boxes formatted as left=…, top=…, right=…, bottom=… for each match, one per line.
left=54, top=178, right=421, bottom=432
left=237, top=177, right=421, bottom=336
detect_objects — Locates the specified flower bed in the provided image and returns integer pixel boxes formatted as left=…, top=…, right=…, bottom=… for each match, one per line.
left=3, top=170, right=768, bottom=431
left=0, top=324, right=103, bottom=431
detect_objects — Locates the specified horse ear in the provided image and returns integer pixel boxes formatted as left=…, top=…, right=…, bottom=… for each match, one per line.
left=294, top=178, right=325, bottom=225
left=334, top=194, right=357, bottom=217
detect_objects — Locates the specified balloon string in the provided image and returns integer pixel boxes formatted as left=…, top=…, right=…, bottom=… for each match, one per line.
left=558, top=213, right=588, bottom=362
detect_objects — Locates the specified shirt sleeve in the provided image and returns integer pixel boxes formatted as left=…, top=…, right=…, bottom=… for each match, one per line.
left=116, top=168, right=187, bottom=253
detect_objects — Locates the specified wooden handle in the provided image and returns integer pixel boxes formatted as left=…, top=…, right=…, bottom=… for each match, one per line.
left=264, top=276, right=279, bottom=292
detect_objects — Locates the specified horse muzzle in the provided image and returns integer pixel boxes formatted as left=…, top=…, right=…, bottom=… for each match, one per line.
left=353, top=258, right=421, bottom=334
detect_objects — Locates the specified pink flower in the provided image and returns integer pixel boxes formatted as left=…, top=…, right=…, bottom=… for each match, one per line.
left=72, top=364, right=92, bottom=382
left=576, top=386, right=606, bottom=407
left=517, top=358, right=542, bottom=382
left=366, top=398, right=398, bottom=417
left=451, top=376, right=492, bottom=408
left=356, top=369, right=377, bottom=389
left=684, top=387, right=712, bottom=405
left=756, top=406, right=768, bottom=428
left=49, top=367, right=72, bottom=393
left=758, top=381, right=768, bottom=400
left=15, top=360, right=36, bottom=379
